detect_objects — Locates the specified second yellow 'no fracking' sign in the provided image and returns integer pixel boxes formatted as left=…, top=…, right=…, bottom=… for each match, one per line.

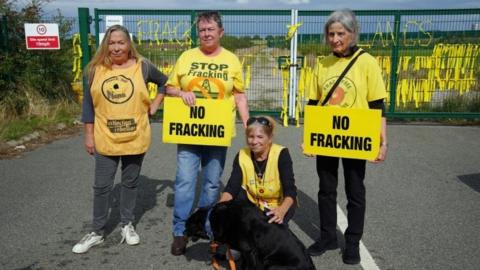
left=303, top=106, right=381, bottom=160
left=162, top=97, right=234, bottom=146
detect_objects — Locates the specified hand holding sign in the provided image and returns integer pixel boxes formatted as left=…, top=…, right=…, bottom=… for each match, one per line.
left=179, top=91, right=196, bottom=107
left=300, top=143, right=315, bottom=158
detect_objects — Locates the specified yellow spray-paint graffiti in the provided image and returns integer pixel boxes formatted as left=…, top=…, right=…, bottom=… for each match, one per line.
left=360, top=20, right=434, bottom=48
left=136, top=19, right=192, bottom=49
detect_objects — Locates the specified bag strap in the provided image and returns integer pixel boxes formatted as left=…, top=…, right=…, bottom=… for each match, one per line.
left=321, top=50, right=366, bottom=106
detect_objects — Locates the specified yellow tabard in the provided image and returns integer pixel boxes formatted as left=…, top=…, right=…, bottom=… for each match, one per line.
left=90, top=60, right=151, bottom=155
left=240, top=144, right=285, bottom=211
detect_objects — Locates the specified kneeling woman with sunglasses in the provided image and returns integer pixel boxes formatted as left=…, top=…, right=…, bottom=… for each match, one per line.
left=219, top=116, right=297, bottom=224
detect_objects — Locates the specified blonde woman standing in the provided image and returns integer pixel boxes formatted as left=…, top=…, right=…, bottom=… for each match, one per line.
left=72, top=25, right=167, bottom=254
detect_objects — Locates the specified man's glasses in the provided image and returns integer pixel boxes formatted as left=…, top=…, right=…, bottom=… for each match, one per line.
left=247, top=116, right=271, bottom=127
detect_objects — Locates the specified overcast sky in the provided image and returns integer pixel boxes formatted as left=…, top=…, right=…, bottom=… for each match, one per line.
left=42, top=0, right=480, bottom=17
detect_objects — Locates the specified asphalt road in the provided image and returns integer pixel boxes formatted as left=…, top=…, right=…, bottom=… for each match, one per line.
left=1, top=122, right=479, bottom=270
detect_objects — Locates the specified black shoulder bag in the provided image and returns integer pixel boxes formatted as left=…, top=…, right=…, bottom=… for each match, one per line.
left=321, top=50, right=366, bottom=106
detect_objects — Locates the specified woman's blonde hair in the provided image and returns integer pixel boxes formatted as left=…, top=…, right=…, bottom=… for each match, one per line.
left=86, top=25, right=142, bottom=81
left=245, top=115, right=275, bottom=138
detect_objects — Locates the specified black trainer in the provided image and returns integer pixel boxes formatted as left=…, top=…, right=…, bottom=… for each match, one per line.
left=342, top=244, right=360, bottom=265
left=307, top=239, right=339, bottom=256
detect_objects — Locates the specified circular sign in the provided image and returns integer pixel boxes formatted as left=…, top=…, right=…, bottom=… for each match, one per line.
left=36, top=24, right=47, bottom=35
left=322, top=76, right=357, bottom=108
left=101, top=75, right=134, bottom=104
left=186, top=77, right=225, bottom=99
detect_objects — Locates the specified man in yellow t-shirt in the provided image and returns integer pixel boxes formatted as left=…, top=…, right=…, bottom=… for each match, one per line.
left=165, top=11, right=249, bottom=256
left=167, top=47, right=245, bottom=136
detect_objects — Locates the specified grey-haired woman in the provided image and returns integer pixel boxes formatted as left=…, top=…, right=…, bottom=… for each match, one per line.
left=306, top=9, right=388, bottom=265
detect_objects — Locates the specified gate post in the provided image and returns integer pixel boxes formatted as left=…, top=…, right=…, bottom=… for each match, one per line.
left=78, top=7, right=91, bottom=70
left=190, top=10, right=197, bottom=48
left=288, top=9, right=299, bottom=125
left=389, top=12, right=401, bottom=114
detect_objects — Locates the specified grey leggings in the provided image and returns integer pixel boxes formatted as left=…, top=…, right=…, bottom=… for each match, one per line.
left=92, top=152, right=145, bottom=234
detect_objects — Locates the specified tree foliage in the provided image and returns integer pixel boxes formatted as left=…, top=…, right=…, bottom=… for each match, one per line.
left=0, top=0, right=74, bottom=117
left=221, top=35, right=254, bottom=51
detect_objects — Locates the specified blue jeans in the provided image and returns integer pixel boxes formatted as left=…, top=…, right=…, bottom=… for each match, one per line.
left=172, top=144, right=227, bottom=236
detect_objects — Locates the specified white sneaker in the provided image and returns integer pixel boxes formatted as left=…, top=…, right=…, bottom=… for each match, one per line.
left=72, top=232, right=104, bottom=254
left=120, top=222, right=140, bottom=245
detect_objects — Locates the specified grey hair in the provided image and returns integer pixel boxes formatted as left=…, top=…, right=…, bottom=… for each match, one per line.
left=324, top=9, right=359, bottom=46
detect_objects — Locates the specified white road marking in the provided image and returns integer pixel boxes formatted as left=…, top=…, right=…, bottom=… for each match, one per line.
left=337, top=204, right=381, bottom=270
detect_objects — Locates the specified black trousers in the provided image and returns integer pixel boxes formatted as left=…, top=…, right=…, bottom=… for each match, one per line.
left=316, top=155, right=366, bottom=245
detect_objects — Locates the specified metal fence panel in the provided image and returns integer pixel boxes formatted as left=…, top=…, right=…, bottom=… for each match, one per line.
left=85, top=8, right=480, bottom=119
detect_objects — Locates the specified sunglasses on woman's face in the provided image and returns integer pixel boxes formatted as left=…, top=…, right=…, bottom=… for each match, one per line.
left=247, top=117, right=271, bottom=127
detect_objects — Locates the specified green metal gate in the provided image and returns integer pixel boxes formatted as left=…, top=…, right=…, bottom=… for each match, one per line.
left=78, top=8, right=480, bottom=120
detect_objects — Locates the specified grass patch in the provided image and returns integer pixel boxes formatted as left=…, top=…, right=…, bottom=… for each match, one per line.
left=1, top=117, right=45, bottom=141
left=0, top=102, right=80, bottom=142
left=432, top=93, right=480, bottom=113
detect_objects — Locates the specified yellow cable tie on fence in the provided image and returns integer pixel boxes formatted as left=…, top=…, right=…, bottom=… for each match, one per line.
left=412, top=79, right=419, bottom=108
left=72, top=34, right=80, bottom=74
left=72, top=33, right=83, bottom=82
left=402, top=56, right=411, bottom=72
left=414, top=56, right=421, bottom=71
left=240, top=57, right=245, bottom=66
left=423, top=79, right=432, bottom=102
left=396, top=56, right=402, bottom=74
left=401, top=79, right=408, bottom=106
left=396, top=80, right=402, bottom=107
left=281, top=69, right=289, bottom=127
left=245, top=65, right=251, bottom=90
left=285, top=22, right=303, bottom=40
left=136, top=21, right=143, bottom=46
left=462, top=45, right=472, bottom=75
left=385, top=56, right=391, bottom=77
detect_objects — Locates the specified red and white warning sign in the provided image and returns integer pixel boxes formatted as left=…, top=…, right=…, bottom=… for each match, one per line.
left=24, top=23, right=60, bottom=50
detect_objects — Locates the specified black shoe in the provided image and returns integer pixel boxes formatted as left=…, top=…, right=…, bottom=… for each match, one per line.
left=342, top=244, right=360, bottom=265
left=171, top=236, right=188, bottom=256
left=307, top=239, right=339, bottom=256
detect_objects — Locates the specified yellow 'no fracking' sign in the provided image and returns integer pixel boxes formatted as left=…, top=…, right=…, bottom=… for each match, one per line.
left=162, top=97, right=234, bottom=146
left=303, top=106, right=381, bottom=160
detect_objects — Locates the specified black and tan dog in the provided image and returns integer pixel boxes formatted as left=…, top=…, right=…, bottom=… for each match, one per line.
left=185, top=200, right=316, bottom=270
